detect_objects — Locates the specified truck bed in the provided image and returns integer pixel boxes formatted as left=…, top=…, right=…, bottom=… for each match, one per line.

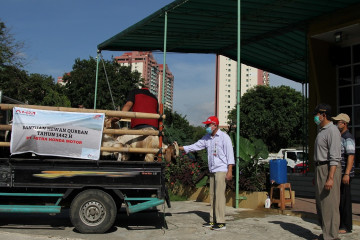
left=0, top=158, right=165, bottom=197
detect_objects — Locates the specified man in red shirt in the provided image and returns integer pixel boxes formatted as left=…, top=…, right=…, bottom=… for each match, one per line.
left=114, top=88, right=159, bottom=129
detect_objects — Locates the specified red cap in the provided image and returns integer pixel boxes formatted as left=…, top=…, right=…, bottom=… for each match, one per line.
left=202, top=116, right=219, bottom=125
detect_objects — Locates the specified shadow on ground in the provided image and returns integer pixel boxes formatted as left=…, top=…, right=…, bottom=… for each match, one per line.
left=174, top=210, right=208, bottom=223
left=115, top=209, right=167, bottom=230
left=0, top=209, right=72, bottom=230
left=270, top=220, right=318, bottom=239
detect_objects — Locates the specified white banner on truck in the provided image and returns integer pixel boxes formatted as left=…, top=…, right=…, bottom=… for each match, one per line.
left=10, top=107, right=105, bottom=160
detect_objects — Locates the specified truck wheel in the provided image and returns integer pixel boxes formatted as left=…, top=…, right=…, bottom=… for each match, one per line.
left=70, top=189, right=117, bottom=233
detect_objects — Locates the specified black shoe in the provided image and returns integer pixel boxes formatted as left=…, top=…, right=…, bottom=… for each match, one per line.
left=211, top=223, right=226, bottom=230
left=203, top=222, right=215, bottom=228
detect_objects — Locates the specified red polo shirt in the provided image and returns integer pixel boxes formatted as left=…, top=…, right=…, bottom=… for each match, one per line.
left=126, top=88, right=159, bottom=129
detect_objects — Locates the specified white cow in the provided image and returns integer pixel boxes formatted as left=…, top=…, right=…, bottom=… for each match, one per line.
left=116, top=127, right=178, bottom=162
left=101, top=118, right=178, bottom=162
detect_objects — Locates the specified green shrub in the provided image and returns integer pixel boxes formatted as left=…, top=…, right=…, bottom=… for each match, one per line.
left=165, top=153, right=208, bottom=188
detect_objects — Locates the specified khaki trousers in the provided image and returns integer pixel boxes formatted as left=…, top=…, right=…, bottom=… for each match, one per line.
left=315, top=164, right=341, bottom=240
left=209, top=172, right=226, bottom=223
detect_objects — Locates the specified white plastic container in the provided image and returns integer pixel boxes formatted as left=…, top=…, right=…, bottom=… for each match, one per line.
left=265, top=195, right=271, bottom=208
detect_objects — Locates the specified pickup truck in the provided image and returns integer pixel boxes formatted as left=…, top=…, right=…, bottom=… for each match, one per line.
left=0, top=156, right=170, bottom=233
left=0, top=104, right=170, bottom=233
left=258, top=148, right=308, bottom=172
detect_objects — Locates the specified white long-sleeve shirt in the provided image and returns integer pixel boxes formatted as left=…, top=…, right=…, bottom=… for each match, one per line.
left=183, top=130, right=235, bottom=173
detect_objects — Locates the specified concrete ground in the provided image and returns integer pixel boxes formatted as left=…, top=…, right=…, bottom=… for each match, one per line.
left=0, top=200, right=359, bottom=240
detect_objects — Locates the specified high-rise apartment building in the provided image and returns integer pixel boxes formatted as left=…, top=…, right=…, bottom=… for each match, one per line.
left=115, top=51, right=174, bottom=110
left=215, top=55, right=269, bottom=128
left=158, top=64, right=174, bottom=110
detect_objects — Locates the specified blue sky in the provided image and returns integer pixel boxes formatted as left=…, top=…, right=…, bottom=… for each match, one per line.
left=1, top=0, right=302, bottom=126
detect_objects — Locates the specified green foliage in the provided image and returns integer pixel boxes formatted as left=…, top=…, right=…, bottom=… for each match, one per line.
left=63, top=57, right=142, bottom=110
left=0, top=21, right=25, bottom=68
left=163, top=109, right=209, bottom=192
left=168, top=191, right=188, bottom=201
left=0, top=65, right=28, bottom=102
left=0, top=20, right=69, bottom=107
left=165, top=154, right=207, bottom=188
left=195, top=175, right=208, bottom=188
left=164, top=109, right=190, bottom=145
left=228, top=85, right=306, bottom=152
left=26, top=73, right=71, bottom=106
left=0, top=66, right=70, bottom=106
left=163, top=109, right=208, bottom=174
left=228, top=136, right=269, bottom=192
left=238, top=136, right=269, bottom=166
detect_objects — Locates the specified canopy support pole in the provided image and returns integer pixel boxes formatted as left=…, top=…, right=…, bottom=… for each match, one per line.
left=235, top=0, right=241, bottom=209
left=302, top=34, right=309, bottom=174
left=162, top=11, right=168, bottom=105
left=94, top=50, right=101, bottom=109
left=157, top=11, right=168, bottom=161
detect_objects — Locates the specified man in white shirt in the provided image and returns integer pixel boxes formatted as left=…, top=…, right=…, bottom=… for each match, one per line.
left=178, top=116, right=234, bottom=231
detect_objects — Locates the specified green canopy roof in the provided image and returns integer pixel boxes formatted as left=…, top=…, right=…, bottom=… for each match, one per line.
left=98, top=0, right=360, bottom=83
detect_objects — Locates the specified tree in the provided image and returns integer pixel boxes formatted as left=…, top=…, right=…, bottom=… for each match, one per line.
left=26, top=73, right=71, bottom=106
left=0, top=67, right=71, bottom=106
left=0, top=21, right=69, bottom=107
left=0, top=65, right=28, bottom=102
left=0, top=21, right=25, bottom=68
left=227, top=85, right=305, bottom=152
left=63, top=57, right=142, bottom=110
left=164, top=109, right=190, bottom=145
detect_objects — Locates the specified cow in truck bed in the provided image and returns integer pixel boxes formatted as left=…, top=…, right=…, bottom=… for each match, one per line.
left=101, top=117, right=178, bottom=162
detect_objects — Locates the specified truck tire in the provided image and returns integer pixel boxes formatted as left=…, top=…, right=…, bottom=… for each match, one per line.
left=70, top=189, right=117, bottom=233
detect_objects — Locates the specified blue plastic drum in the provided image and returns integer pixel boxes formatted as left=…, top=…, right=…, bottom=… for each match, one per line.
left=269, top=159, right=287, bottom=184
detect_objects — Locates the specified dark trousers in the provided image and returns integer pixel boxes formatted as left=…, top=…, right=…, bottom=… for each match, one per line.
left=339, top=178, right=352, bottom=232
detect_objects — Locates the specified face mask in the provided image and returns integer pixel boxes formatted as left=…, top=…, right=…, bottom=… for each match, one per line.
left=314, top=115, right=321, bottom=125
left=206, top=127, right=213, bottom=134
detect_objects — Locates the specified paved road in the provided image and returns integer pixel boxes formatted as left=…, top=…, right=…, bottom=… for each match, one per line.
left=0, top=201, right=359, bottom=240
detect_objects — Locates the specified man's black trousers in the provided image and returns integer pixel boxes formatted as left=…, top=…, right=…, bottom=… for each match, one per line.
left=339, top=178, right=352, bottom=232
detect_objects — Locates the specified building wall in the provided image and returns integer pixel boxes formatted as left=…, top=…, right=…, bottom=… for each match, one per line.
left=215, top=55, right=269, bottom=128
left=115, top=51, right=159, bottom=96
left=307, top=3, right=360, bottom=168
left=115, top=51, right=174, bottom=110
left=158, top=64, right=174, bottom=110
